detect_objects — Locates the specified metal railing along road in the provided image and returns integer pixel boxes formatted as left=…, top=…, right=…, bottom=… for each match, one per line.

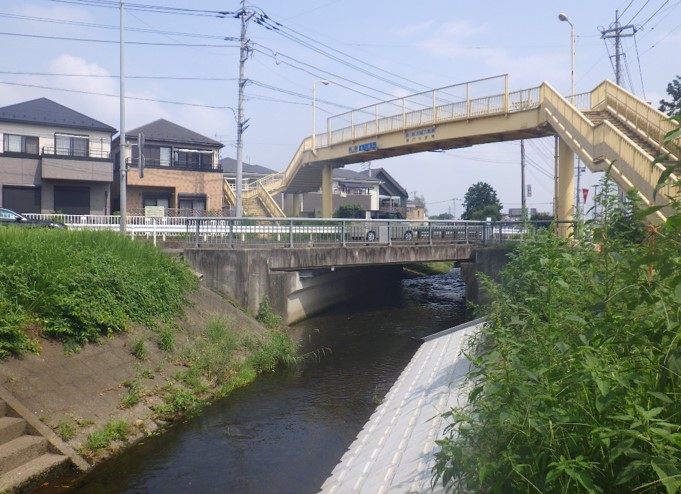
left=23, top=214, right=558, bottom=248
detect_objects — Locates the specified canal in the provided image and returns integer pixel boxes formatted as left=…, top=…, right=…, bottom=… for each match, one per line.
left=60, top=267, right=468, bottom=493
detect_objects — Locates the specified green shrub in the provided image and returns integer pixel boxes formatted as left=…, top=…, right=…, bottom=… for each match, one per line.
left=0, top=229, right=197, bottom=355
left=255, top=297, right=282, bottom=329
left=433, top=176, right=681, bottom=493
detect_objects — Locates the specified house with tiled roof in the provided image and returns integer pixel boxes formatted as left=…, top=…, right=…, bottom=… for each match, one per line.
left=0, top=97, right=116, bottom=214
left=360, top=167, right=409, bottom=213
left=112, top=119, right=224, bottom=216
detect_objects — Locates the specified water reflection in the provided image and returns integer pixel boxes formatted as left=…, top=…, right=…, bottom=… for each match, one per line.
left=61, top=268, right=467, bottom=494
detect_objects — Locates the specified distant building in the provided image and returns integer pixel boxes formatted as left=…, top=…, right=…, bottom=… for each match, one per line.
left=360, top=167, right=408, bottom=212
left=112, top=119, right=224, bottom=216
left=0, top=97, right=116, bottom=215
left=508, top=207, right=537, bottom=219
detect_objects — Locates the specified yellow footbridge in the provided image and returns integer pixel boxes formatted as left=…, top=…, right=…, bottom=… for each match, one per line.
left=225, top=75, right=680, bottom=222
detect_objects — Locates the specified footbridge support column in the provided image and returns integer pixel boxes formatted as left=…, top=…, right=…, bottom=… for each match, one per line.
left=291, top=193, right=302, bottom=217
left=556, top=138, right=575, bottom=237
left=321, top=164, right=333, bottom=218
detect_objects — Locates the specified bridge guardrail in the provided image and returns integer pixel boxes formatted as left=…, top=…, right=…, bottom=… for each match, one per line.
left=22, top=214, right=564, bottom=248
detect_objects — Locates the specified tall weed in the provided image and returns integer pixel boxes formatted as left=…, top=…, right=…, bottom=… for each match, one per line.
left=434, top=174, right=681, bottom=493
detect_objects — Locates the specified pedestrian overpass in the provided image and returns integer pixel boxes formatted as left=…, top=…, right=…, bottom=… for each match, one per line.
left=225, top=75, right=680, bottom=222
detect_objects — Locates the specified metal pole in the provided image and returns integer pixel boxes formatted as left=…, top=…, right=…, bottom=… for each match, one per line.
left=312, top=80, right=329, bottom=151
left=570, top=23, right=574, bottom=103
left=615, top=10, right=621, bottom=85
left=521, top=139, right=527, bottom=221
left=119, top=1, right=127, bottom=233
left=312, top=81, right=317, bottom=150
left=554, top=135, right=559, bottom=224
left=235, top=0, right=248, bottom=218
left=559, top=13, right=574, bottom=104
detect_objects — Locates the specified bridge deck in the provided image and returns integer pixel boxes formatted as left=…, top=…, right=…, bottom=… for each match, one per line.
left=318, top=318, right=483, bottom=494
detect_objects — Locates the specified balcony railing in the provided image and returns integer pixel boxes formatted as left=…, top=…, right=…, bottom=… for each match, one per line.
left=127, top=158, right=221, bottom=172
left=42, top=147, right=111, bottom=159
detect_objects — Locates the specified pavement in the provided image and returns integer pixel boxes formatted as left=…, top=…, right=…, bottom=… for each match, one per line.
left=318, top=318, right=483, bottom=494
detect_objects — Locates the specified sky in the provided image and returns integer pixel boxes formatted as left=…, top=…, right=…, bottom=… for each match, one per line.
left=1, top=0, right=679, bottom=217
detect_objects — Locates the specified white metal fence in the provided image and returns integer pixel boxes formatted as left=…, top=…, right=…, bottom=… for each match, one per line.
left=22, top=214, right=559, bottom=248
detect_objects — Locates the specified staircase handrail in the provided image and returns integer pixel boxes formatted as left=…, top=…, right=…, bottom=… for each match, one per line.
left=223, top=178, right=236, bottom=205
left=541, top=82, right=676, bottom=222
left=256, top=181, right=286, bottom=217
left=593, top=80, right=681, bottom=156
left=541, top=82, right=597, bottom=163
left=254, top=137, right=311, bottom=196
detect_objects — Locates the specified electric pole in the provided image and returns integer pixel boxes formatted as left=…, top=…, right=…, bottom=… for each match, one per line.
left=235, top=0, right=251, bottom=218
left=521, top=139, right=526, bottom=222
left=119, top=0, right=127, bottom=233
left=600, top=10, right=637, bottom=86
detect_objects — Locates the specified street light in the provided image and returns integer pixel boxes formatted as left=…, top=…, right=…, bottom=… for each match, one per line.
left=559, top=13, right=582, bottom=215
left=312, top=79, right=330, bottom=151
left=558, top=13, right=574, bottom=105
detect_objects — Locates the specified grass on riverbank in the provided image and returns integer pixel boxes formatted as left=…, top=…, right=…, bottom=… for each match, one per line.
left=0, top=229, right=198, bottom=357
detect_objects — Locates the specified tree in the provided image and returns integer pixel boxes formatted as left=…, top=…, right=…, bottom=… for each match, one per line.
left=461, top=182, right=502, bottom=220
left=333, top=204, right=364, bottom=218
left=659, top=75, right=681, bottom=116
left=430, top=212, right=454, bottom=220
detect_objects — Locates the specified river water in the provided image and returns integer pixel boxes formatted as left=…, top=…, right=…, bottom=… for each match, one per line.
left=60, top=268, right=468, bottom=494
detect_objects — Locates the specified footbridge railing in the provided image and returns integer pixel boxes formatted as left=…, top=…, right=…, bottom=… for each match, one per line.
left=25, top=214, right=562, bottom=248
left=255, top=75, right=543, bottom=197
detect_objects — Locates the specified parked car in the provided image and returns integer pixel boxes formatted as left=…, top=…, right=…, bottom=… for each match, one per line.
left=350, top=210, right=414, bottom=242
left=0, top=208, right=66, bottom=228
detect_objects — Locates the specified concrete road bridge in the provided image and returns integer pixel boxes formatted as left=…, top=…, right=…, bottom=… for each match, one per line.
left=226, top=74, right=680, bottom=222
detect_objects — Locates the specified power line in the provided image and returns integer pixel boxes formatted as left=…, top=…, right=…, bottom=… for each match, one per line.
left=0, top=30, right=237, bottom=46
left=249, top=5, right=430, bottom=94
left=46, top=0, right=233, bottom=17
left=0, top=13, right=235, bottom=40
left=0, top=80, right=235, bottom=111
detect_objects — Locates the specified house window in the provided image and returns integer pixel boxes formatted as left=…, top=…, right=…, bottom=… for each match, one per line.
left=55, top=133, right=89, bottom=157
left=160, top=147, right=171, bottom=166
left=3, top=134, right=39, bottom=154
left=174, top=149, right=213, bottom=169
left=178, top=195, right=206, bottom=213
left=143, top=194, right=170, bottom=208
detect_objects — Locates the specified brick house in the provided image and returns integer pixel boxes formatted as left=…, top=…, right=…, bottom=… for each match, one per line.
left=0, top=97, right=116, bottom=214
left=112, top=119, right=224, bottom=215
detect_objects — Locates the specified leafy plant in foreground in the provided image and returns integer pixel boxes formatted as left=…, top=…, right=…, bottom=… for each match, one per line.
left=433, top=174, right=681, bottom=493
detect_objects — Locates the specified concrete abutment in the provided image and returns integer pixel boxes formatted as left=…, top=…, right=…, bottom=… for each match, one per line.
left=183, top=244, right=474, bottom=324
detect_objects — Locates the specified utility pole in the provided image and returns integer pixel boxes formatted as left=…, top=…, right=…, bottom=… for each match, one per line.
left=119, top=0, right=127, bottom=233
left=520, top=139, right=526, bottom=221
left=600, top=10, right=637, bottom=86
left=575, top=158, right=583, bottom=216
left=235, top=0, right=250, bottom=218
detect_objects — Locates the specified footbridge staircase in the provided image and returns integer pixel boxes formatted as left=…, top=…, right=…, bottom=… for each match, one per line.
left=224, top=75, right=679, bottom=221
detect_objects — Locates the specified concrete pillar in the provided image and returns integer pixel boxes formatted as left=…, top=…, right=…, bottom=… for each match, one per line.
left=292, top=193, right=302, bottom=217
left=557, top=138, right=575, bottom=237
left=321, top=164, right=333, bottom=218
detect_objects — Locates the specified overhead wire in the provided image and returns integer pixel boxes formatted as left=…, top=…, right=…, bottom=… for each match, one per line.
left=0, top=80, right=235, bottom=111
left=46, top=0, right=233, bottom=17
left=248, top=4, right=429, bottom=93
